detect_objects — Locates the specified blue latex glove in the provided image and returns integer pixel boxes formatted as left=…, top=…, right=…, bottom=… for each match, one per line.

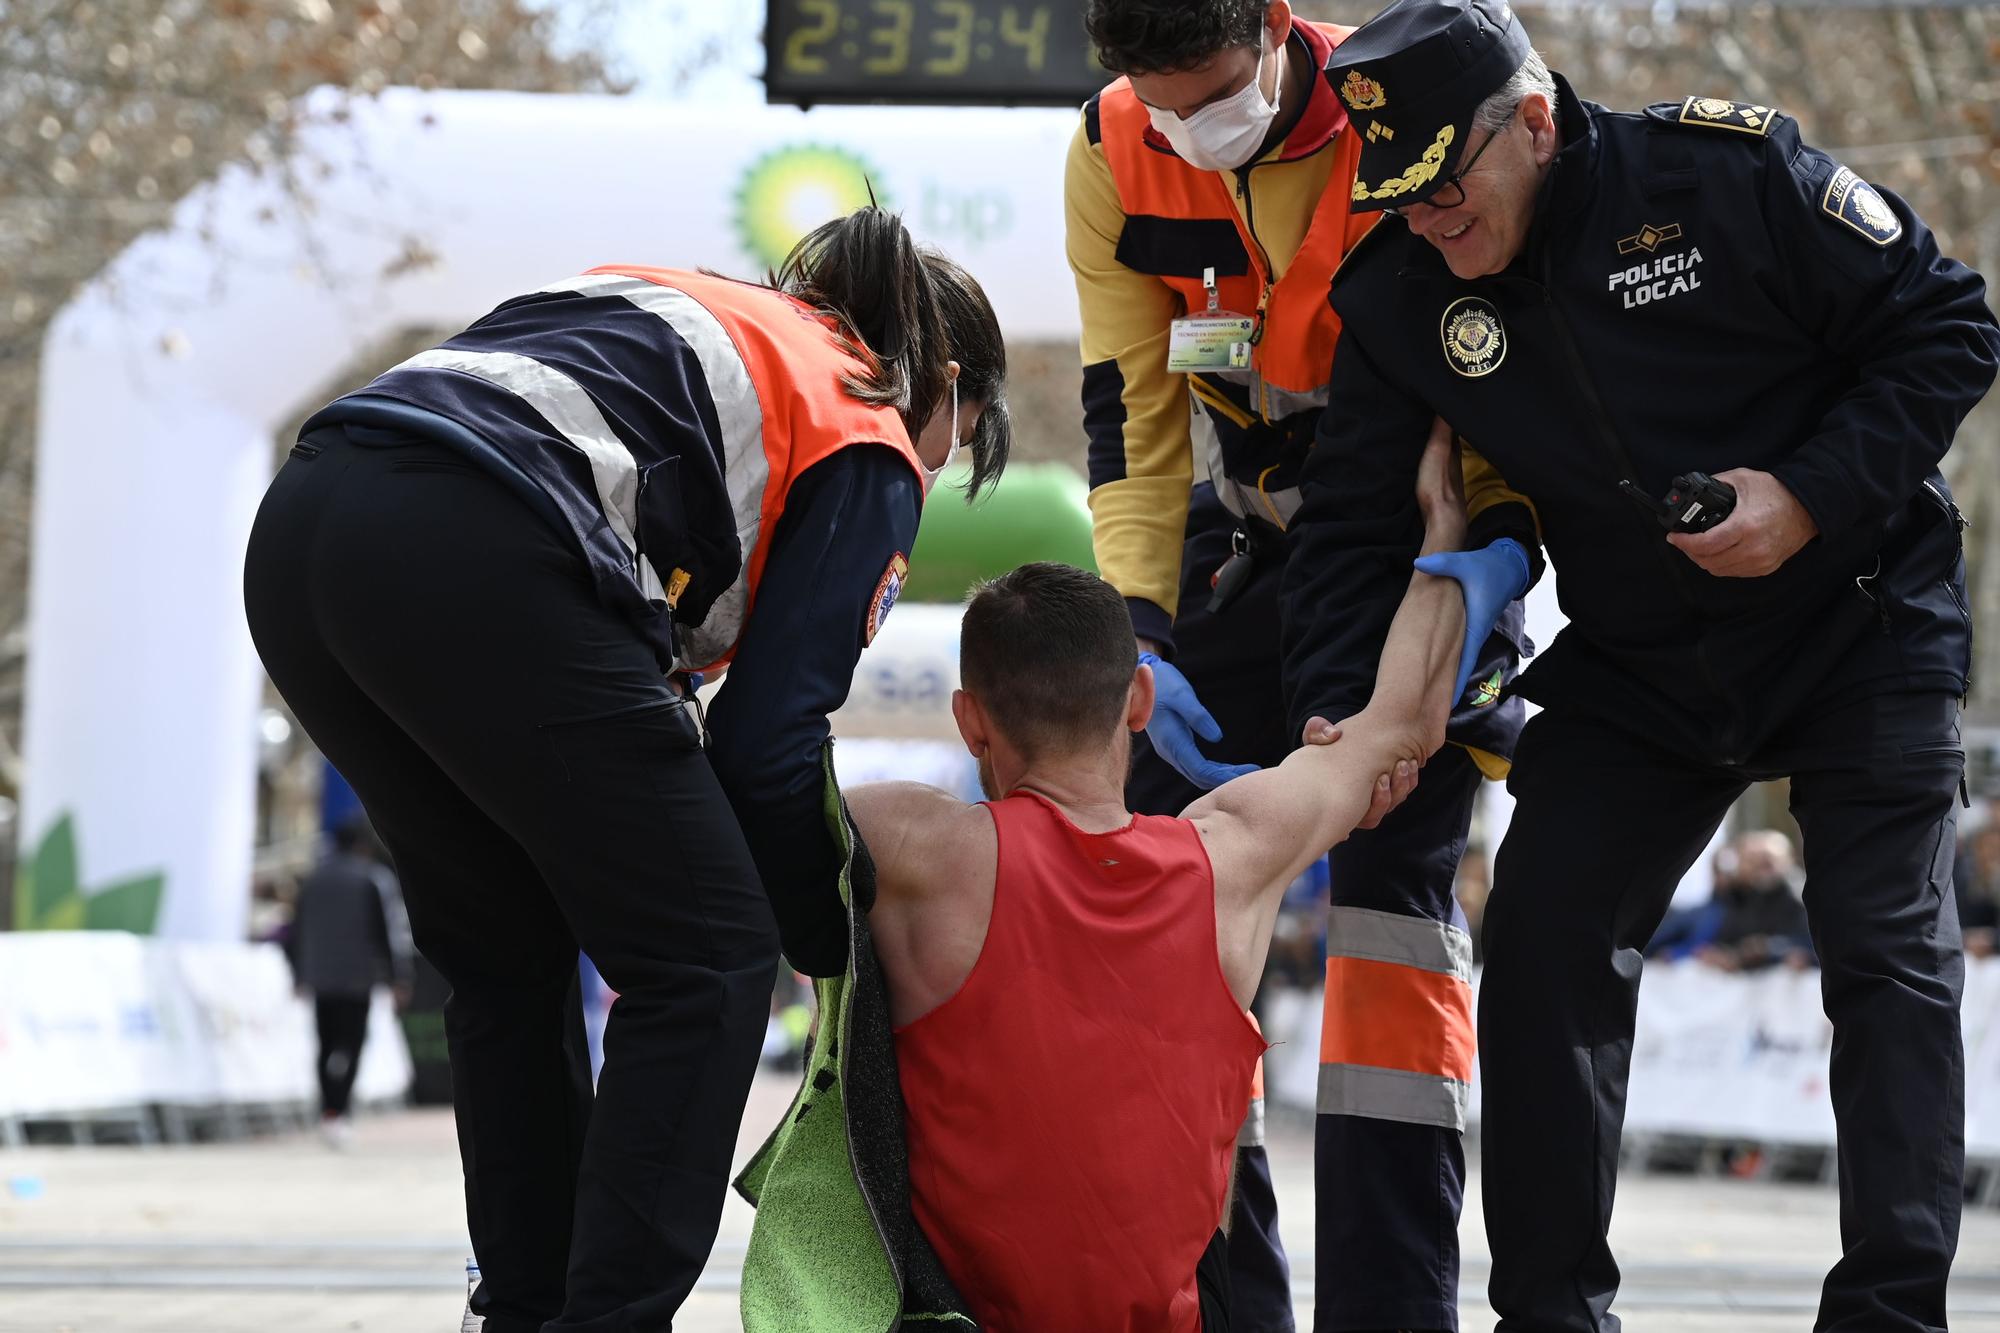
left=1139, top=652, right=1260, bottom=790
left=1411, top=537, right=1531, bottom=703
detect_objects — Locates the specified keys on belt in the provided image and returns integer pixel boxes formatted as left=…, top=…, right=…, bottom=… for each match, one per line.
left=1208, top=525, right=1283, bottom=615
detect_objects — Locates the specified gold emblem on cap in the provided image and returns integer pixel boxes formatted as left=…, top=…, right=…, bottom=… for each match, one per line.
left=1440, top=296, right=1506, bottom=379
left=1616, top=221, right=1683, bottom=255
left=1340, top=70, right=1387, bottom=111
left=1352, top=124, right=1455, bottom=203
left=1365, top=122, right=1395, bottom=143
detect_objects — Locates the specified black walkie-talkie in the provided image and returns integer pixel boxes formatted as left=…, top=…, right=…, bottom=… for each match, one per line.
left=1619, top=472, right=1738, bottom=534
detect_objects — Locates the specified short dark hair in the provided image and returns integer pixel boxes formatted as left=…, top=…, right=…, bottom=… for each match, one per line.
left=960, top=563, right=1136, bottom=758
left=1085, top=0, right=1269, bottom=75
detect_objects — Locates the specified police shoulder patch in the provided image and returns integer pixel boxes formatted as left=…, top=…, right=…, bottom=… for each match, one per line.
left=1673, top=96, right=1782, bottom=137
left=865, top=552, right=909, bottom=646
left=1820, top=165, right=1903, bottom=247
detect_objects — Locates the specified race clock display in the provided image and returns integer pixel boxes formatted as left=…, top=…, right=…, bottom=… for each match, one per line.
left=766, top=0, right=1108, bottom=106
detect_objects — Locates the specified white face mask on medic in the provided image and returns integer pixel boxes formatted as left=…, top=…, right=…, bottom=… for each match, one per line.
left=921, top=375, right=960, bottom=494
left=1146, top=33, right=1282, bottom=173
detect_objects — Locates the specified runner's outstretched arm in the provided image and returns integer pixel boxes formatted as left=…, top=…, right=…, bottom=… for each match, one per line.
left=1186, top=429, right=1469, bottom=1003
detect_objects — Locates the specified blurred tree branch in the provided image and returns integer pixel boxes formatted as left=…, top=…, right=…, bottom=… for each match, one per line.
left=0, top=0, right=630, bottom=804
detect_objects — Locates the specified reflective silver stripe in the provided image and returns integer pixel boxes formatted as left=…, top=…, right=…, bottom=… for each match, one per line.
left=1191, top=402, right=1305, bottom=528
left=551, top=273, right=771, bottom=669
left=393, top=346, right=663, bottom=602
left=1326, top=905, right=1473, bottom=985
left=1317, top=1063, right=1470, bottom=1131
left=1237, top=1096, right=1266, bottom=1149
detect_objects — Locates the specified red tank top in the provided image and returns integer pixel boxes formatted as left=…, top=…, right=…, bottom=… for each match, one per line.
left=894, top=791, right=1266, bottom=1332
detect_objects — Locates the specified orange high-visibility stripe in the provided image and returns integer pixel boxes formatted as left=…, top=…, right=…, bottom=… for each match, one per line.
left=1320, top=955, right=1474, bottom=1084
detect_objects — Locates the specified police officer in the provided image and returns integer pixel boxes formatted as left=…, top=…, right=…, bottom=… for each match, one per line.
left=243, top=208, right=1010, bottom=1333
left=1281, top=0, right=2000, bottom=1327
left=1069, top=2, right=1537, bottom=1327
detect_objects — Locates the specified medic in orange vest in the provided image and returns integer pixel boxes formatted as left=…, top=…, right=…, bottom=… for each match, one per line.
left=1069, top=3, right=1534, bottom=1331
left=243, top=207, right=1010, bottom=1333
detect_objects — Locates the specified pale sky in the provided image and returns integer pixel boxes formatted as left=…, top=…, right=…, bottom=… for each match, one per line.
left=541, top=0, right=768, bottom=102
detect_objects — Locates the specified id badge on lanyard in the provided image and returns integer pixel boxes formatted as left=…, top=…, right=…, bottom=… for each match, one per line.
left=1167, top=267, right=1254, bottom=373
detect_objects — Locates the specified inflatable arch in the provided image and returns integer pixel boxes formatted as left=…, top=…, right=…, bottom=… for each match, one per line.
left=26, top=90, right=1082, bottom=940
left=26, top=88, right=1566, bottom=941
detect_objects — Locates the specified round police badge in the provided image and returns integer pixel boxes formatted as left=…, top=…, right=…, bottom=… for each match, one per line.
left=1440, top=297, right=1506, bottom=378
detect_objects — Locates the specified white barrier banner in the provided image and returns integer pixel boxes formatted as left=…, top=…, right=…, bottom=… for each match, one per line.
left=1261, top=957, right=2000, bottom=1159
left=1965, top=958, right=2000, bottom=1158
left=0, top=933, right=410, bottom=1118
left=0, top=933, right=179, bottom=1115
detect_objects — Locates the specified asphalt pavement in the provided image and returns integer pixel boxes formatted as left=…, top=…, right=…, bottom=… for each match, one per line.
left=2, top=1069, right=1996, bottom=1332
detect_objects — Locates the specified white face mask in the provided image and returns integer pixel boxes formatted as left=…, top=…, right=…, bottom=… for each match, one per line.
left=1146, top=33, right=1282, bottom=173
left=921, top=375, right=961, bottom=494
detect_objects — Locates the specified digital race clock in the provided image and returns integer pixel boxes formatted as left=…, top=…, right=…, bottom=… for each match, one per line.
left=765, top=0, right=1109, bottom=106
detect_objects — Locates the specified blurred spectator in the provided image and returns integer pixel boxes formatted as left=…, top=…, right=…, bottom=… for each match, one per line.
left=1647, top=841, right=1739, bottom=961
left=285, top=818, right=414, bottom=1147
left=1955, top=825, right=2000, bottom=960
left=1700, top=831, right=1813, bottom=972
left=248, top=874, right=292, bottom=945
left=1648, top=831, right=1814, bottom=970
left=1265, top=856, right=1331, bottom=989
left=1454, top=843, right=1491, bottom=965
left=762, top=970, right=815, bottom=1070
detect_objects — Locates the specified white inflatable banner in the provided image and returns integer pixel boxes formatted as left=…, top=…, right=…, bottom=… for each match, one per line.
left=26, top=89, right=1084, bottom=942
left=1261, top=957, right=2000, bottom=1159
left=0, top=933, right=410, bottom=1119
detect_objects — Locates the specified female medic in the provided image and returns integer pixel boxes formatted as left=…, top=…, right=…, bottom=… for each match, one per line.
left=242, top=207, right=1009, bottom=1333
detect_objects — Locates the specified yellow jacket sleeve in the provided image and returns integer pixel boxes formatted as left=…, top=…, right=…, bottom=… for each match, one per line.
left=1065, top=116, right=1197, bottom=642
left=1461, top=441, right=1546, bottom=584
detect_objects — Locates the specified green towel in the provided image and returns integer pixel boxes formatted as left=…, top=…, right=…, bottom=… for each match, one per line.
left=736, top=743, right=980, bottom=1333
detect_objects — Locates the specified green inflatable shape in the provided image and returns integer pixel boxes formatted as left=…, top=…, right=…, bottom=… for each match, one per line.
left=906, top=463, right=1097, bottom=604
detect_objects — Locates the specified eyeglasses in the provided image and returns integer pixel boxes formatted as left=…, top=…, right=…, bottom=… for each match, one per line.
left=1385, top=128, right=1498, bottom=216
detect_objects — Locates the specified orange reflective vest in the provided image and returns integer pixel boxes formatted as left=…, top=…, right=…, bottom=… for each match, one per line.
left=590, top=266, right=927, bottom=671
left=343, top=265, right=925, bottom=674
left=1091, top=22, right=1377, bottom=526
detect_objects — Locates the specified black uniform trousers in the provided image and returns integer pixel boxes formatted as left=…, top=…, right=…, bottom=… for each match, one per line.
left=1129, top=486, right=1486, bottom=1333
left=244, top=430, right=781, bottom=1333
left=1481, top=689, right=1965, bottom=1333
left=313, top=994, right=372, bottom=1118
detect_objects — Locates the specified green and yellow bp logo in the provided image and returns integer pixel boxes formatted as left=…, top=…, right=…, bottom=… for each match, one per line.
left=734, top=144, right=889, bottom=272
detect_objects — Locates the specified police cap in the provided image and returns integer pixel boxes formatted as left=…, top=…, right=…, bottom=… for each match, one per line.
left=1333, top=0, right=1531, bottom=213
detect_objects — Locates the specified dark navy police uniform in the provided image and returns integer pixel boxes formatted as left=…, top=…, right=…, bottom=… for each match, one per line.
left=1281, top=8, right=1999, bottom=1327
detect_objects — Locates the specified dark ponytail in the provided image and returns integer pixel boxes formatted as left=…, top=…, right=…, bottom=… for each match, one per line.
left=772, top=207, right=951, bottom=450
left=774, top=206, right=1012, bottom=503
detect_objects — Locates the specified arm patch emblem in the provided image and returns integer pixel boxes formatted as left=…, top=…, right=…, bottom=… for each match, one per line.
left=1821, top=166, right=1904, bottom=247
left=865, top=552, right=909, bottom=646
left=1676, top=96, right=1780, bottom=136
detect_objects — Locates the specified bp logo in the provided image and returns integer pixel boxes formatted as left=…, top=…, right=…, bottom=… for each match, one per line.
left=734, top=144, right=889, bottom=272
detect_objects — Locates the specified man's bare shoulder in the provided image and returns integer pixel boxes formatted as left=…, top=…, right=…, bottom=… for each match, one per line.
left=846, top=782, right=996, bottom=901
